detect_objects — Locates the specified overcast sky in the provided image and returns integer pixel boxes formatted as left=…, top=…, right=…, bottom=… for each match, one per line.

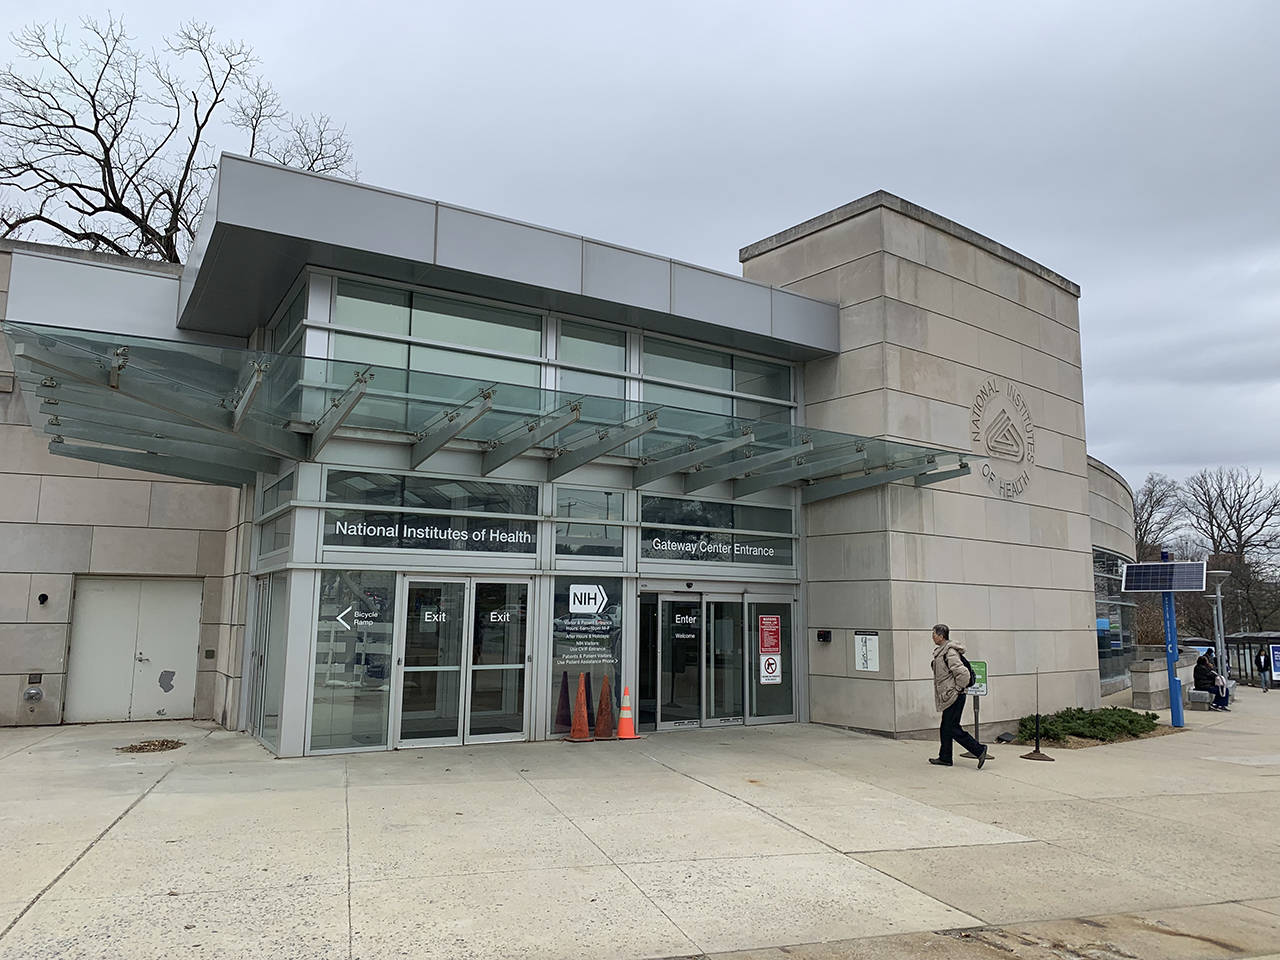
left=4, top=1, right=1278, bottom=491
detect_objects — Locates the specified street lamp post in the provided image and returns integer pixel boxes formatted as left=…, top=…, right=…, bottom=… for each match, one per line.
left=1207, top=570, right=1230, bottom=677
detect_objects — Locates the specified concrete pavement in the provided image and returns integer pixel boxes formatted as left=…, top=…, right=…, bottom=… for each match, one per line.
left=0, top=689, right=1278, bottom=959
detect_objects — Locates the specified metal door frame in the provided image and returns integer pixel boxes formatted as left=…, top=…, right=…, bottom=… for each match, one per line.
left=701, top=593, right=746, bottom=726
left=744, top=594, right=798, bottom=725
left=393, top=575, right=470, bottom=748
left=392, top=575, right=533, bottom=748
left=465, top=578, right=534, bottom=744
left=656, top=593, right=704, bottom=729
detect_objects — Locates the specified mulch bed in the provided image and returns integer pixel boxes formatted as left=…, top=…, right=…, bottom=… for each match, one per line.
left=1012, top=726, right=1183, bottom=750
left=116, top=738, right=186, bottom=753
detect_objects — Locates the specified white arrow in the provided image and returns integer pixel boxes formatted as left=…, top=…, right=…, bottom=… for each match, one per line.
left=336, top=605, right=353, bottom=630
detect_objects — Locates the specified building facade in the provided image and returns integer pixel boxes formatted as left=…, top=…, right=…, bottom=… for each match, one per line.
left=0, top=156, right=1135, bottom=753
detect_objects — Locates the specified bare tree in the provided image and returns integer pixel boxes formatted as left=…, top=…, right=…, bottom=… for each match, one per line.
left=1181, top=467, right=1280, bottom=633
left=0, top=16, right=357, bottom=263
left=1132, top=472, right=1183, bottom=560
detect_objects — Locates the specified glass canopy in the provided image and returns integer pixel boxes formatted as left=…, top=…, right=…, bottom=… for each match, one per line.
left=2, top=320, right=972, bottom=497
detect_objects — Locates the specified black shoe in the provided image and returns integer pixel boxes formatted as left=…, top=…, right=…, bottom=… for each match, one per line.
left=977, top=746, right=989, bottom=769
left=928, top=757, right=952, bottom=766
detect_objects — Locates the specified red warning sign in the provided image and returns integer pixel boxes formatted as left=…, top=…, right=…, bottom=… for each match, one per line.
left=758, top=615, right=781, bottom=655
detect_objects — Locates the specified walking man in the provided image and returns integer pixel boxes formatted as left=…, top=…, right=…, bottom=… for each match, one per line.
left=930, top=624, right=988, bottom=768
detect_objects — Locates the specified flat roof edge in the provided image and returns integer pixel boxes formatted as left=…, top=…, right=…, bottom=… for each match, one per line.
left=0, top=239, right=183, bottom=276
left=739, top=190, right=1080, bottom=298
left=1087, top=454, right=1136, bottom=503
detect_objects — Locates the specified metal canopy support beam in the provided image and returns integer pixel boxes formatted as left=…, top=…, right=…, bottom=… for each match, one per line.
left=44, top=423, right=281, bottom=474
left=309, top=371, right=369, bottom=456
left=231, top=363, right=265, bottom=431
left=683, top=440, right=814, bottom=494
left=40, top=401, right=263, bottom=452
left=801, top=462, right=937, bottom=504
left=547, top=412, right=660, bottom=481
left=481, top=403, right=582, bottom=475
left=914, top=463, right=971, bottom=487
left=410, top=387, right=496, bottom=469
left=634, top=431, right=755, bottom=487
left=48, top=441, right=255, bottom=487
left=732, top=448, right=868, bottom=498
left=15, top=343, right=308, bottom=461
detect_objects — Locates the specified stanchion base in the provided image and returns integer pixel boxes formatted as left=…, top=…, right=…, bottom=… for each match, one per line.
left=1020, top=750, right=1055, bottom=761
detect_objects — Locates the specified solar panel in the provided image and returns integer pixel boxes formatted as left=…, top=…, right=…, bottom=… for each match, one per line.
left=1120, top=561, right=1207, bottom=593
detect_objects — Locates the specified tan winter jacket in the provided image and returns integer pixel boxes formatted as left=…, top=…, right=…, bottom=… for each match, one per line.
left=932, top=639, right=971, bottom=711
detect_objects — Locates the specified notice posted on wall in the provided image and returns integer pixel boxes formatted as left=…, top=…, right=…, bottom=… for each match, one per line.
left=853, top=631, right=879, bottom=672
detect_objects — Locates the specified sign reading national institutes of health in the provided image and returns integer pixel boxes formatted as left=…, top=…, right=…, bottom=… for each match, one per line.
left=324, top=512, right=537, bottom=553
left=970, top=376, right=1036, bottom=500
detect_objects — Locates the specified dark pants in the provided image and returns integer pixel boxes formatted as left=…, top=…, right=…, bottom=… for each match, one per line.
left=939, top=695, right=983, bottom=763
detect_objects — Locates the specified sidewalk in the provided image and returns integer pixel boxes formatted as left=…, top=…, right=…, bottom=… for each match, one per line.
left=1, top=689, right=1278, bottom=960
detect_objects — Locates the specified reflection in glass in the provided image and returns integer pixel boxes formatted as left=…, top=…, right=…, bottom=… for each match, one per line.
left=749, top=602, right=794, bottom=718
left=404, top=583, right=466, bottom=667
left=400, top=669, right=462, bottom=741
left=644, top=338, right=733, bottom=391
left=556, top=488, right=623, bottom=520
left=555, top=522, right=623, bottom=557
left=560, top=368, right=625, bottom=399
left=411, top=294, right=541, bottom=355
left=707, top=600, right=744, bottom=720
left=311, top=570, right=395, bottom=750
left=472, top=582, right=528, bottom=665
left=410, top=344, right=540, bottom=388
left=258, top=572, right=289, bottom=751
left=335, top=282, right=411, bottom=335
left=560, top=320, right=625, bottom=370
left=468, top=669, right=525, bottom=736
left=661, top=600, right=702, bottom=725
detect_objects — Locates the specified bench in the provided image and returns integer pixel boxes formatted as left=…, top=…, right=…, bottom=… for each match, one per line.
left=1185, top=679, right=1237, bottom=711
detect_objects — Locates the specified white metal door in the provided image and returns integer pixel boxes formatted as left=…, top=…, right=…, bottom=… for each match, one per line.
left=64, top=578, right=203, bottom=723
left=65, top=579, right=140, bottom=722
left=129, top=579, right=203, bottom=720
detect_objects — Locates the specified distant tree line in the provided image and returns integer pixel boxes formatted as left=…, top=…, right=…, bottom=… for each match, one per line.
left=1129, top=467, right=1280, bottom=643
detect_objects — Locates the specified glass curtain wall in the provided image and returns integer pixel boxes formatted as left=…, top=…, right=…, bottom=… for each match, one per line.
left=318, top=278, right=795, bottom=426
left=1094, top=548, right=1137, bottom=682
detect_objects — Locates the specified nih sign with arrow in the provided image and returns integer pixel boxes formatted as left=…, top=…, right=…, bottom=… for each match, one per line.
left=569, top=584, right=608, bottom=615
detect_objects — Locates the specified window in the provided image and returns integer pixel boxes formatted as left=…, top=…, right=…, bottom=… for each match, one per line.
left=412, top=294, right=541, bottom=355
left=271, top=289, right=306, bottom=353
left=641, top=337, right=793, bottom=423
left=555, top=487, right=624, bottom=558
left=322, top=471, right=539, bottom=554
left=639, top=495, right=794, bottom=566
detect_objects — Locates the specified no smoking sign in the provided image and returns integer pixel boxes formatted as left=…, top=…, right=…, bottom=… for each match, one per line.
left=760, top=654, right=782, bottom=685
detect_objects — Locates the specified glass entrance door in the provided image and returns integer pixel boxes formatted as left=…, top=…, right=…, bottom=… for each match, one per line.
left=396, top=578, right=530, bottom=746
left=748, top=598, right=796, bottom=723
left=658, top=596, right=703, bottom=728
left=704, top=596, right=745, bottom=724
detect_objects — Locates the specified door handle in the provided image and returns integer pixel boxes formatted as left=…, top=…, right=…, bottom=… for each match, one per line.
left=136, top=655, right=150, bottom=663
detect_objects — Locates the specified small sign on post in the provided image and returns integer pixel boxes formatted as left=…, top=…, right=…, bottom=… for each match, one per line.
left=961, top=660, right=988, bottom=759
left=965, top=660, right=988, bottom=697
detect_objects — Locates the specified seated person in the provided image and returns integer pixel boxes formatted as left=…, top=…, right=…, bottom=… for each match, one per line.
left=1193, top=655, right=1230, bottom=711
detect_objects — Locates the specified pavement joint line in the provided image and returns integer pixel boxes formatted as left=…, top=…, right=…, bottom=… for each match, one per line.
left=344, top=758, right=353, bottom=960
left=514, top=765, right=706, bottom=958
left=637, top=747, right=991, bottom=929
left=0, top=727, right=214, bottom=942
left=0, top=728, right=65, bottom=762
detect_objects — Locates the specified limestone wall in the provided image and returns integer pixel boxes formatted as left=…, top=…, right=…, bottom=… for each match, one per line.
left=1087, top=456, right=1137, bottom=561
left=743, top=194, right=1098, bottom=736
left=0, top=245, right=247, bottom=728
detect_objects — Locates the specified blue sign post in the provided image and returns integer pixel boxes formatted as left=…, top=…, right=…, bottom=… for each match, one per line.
left=1163, top=587, right=1184, bottom=728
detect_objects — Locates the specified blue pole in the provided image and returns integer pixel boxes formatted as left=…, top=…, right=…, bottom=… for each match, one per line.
left=1163, top=588, right=1184, bottom=728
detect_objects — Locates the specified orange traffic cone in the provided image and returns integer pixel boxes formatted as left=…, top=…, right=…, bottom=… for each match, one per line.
left=564, top=672, right=594, bottom=743
left=595, top=675, right=616, bottom=740
left=616, top=685, right=642, bottom=740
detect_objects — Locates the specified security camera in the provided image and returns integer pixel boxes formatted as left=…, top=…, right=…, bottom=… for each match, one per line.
left=686, top=582, right=693, bottom=589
